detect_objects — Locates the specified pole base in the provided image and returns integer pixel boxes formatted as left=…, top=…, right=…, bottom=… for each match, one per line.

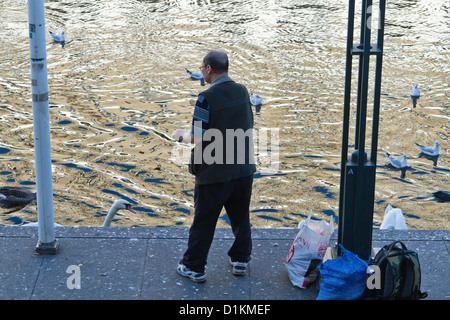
left=328, top=244, right=380, bottom=262
left=35, top=239, right=60, bottom=255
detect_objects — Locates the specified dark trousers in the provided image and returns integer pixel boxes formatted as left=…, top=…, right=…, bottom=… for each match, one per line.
left=181, top=175, right=253, bottom=273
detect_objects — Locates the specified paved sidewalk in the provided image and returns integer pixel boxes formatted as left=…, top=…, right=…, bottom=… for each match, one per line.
left=0, top=226, right=448, bottom=300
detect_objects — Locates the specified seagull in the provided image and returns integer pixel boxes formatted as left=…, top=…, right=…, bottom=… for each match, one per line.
left=250, top=94, right=262, bottom=113
left=386, top=153, right=408, bottom=178
left=410, top=84, right=420, bottom=108
left=250, top=94, right=262, bottom=107
left=387, top=153, right=408, bottom=169
left=432, top=191, right=450, bottom=202
left=380, top=205, right=407, bottom=230
left=415, top=141, right=440, bottom=156
left=410, top=84, right=420, bottom=98
left=415, top=141, right=440, bottom=166
left=186, top=69, right=205, bottom=86
left=0, top=186, right=36, bottom=214
left=49, top=31, right=65, bottom=47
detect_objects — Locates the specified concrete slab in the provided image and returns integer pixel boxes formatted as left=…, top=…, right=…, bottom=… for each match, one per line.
left=31, top=237, right=148, bottom=299
left=0, top=237, right=41, bottom=300
left=141, top=238, right=252, bottom=300
left=250, top=239, right=318, bottom=300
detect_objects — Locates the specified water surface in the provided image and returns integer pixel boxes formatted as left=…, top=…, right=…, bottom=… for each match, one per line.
left=0, top=0, right=448, bottom=229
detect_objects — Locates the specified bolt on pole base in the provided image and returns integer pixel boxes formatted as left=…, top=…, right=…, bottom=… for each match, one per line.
left=35, top=239, right=60, bottom=255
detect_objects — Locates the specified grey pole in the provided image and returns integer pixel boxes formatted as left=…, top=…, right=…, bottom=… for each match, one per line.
left=27, top=0, right=59, bottom=254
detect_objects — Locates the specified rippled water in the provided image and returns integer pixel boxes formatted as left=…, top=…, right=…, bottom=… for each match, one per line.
left=0, top=0, right=448, bottom=229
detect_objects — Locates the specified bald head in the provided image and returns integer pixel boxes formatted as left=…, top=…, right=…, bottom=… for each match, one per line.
left=203, top=50, right=229, bottom=74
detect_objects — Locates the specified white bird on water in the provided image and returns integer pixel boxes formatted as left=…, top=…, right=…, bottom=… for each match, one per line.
left=102, top=199, right=136, bottom=227
left=410, top=84, right=420, bottom=98
left=49, top=31, right=65, bottom=42
left=415, top=141, right=440, bottom=156
left=386, top=153, right=408, bottom=178
left=20, top=200, right=136, bottom=227
left=49, top=31, right=65, bottom=47
left=410, top=84, right=420, bottom=108
left=387, top=153, right=408, bottom=169
left=250, top=94, right=262, bottom=113
left=250, top=94, right=262, bottom=107
left=186, top=68, right=205, bottom=86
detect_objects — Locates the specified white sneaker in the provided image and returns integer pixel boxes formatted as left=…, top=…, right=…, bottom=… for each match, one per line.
left=229, top=258, right=248, bottom=276
left=177, top=263, right=206, bottom=283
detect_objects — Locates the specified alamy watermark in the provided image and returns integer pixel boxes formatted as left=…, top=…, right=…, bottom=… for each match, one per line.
left=171, top=125, right=280, bottom=175
left=367, top=265, right=381, bottom=290
left=66, top=264, right=81, bottom=290
left=367, top=4, right=382, bottom=30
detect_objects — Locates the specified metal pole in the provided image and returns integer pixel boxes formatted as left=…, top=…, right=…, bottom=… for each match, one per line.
left=354, top=0, right=367, bottom=151
left=338, top=0, right=356, bottom=250
left=356, top=0, right=372, bottom=164
left=370, top=0, right=386, bottom=164
left=27, top=0, right=59, bottom=254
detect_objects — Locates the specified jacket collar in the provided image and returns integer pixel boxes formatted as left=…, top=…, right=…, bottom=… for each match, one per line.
left=210, top=75, right=233, bottom=87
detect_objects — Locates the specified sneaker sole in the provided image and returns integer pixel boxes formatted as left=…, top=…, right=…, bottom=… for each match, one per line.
left=177, top=265, right=206, bottom=283
left=229, top=259, right=248, bottom=276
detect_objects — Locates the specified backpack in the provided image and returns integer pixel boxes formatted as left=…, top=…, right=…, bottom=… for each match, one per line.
left=365, top=240, right=428, bottom=300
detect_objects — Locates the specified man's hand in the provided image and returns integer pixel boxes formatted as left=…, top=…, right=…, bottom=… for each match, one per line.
left=172, top=129, right=189, bottom=142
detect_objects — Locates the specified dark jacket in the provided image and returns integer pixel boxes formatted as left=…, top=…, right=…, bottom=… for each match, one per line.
left=190, top=77, right=256, bottom=184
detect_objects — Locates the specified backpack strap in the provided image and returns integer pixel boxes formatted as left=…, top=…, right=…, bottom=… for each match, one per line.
left=398, top=255, right=415, bottom=299
left=400, top=253, right=429, bottom=300
left=385, top=240, right=407, bottom=254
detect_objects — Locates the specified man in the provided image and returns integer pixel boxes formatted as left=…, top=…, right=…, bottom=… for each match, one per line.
left=172, top=50, right=256, bottom=283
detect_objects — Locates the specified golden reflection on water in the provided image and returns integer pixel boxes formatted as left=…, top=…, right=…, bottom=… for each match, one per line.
left=0, top=0, right=448, bottom=229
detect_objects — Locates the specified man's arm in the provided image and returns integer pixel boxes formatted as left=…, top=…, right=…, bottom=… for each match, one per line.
left=172, top=95, right=209, bottom=144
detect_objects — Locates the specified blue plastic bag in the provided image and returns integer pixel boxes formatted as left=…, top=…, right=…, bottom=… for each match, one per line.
left=316, top=245, right=368, bottom=300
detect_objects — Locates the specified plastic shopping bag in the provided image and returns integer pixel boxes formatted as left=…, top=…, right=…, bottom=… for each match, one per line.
left=285, top=210, right=334, bottom=289
left=316, top=245, right=368, bottom=300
